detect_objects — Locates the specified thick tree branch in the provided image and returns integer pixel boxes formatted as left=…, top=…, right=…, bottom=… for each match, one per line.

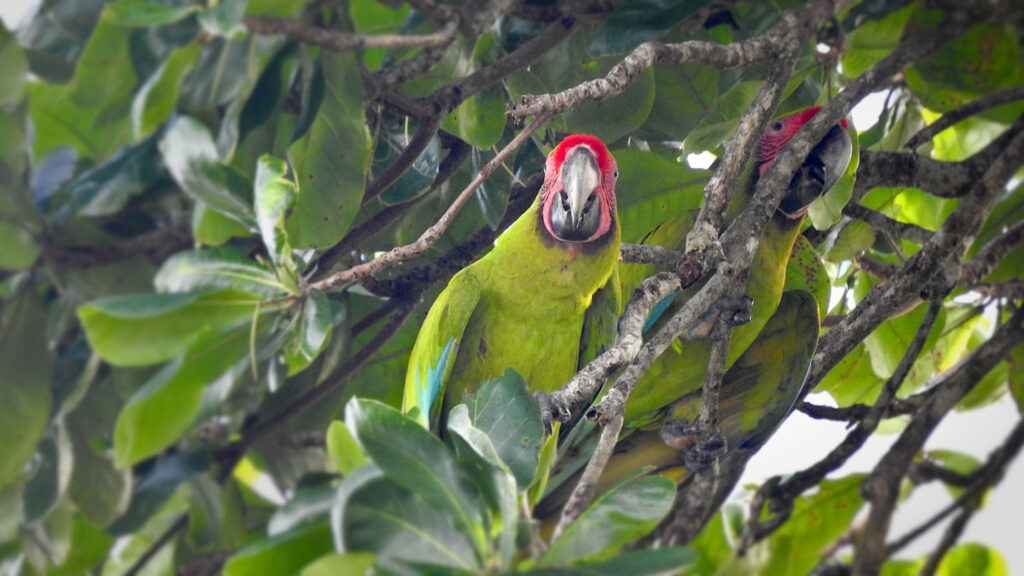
left=960, top=219, right=1024, bottom=286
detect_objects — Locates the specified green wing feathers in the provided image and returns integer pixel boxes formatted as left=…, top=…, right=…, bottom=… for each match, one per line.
left=403, top=270, right=482, bottom=429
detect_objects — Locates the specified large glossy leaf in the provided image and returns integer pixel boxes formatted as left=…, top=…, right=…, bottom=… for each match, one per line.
left=77, top=289, right=262, bottom=366
left=155, top=246, right=286, bottom=297
left=541, top=476, right=676, bottom=566
left=589, top=0, right=714, bottom=56
left=15, top=0, right=105, bottom=82
left=268, top=480, right=336, bottom=536
left=198, top=0, right=249, bottom=38
left=344, top=398, right=488, bottom=557
left=65, top=6, right=137, bottom=117
left=179, top=36, right=264, bottom=112
left=463, top=369, right=543, bottom=488
left=48, top=515, right=115, bottom=576
left=525, top=547, right=696, bottom=575
left=0, top=291, right=53, bottom=490
left=643, top=62, right=719, bottom=141
left=841, top=5, right=914, bottom=80
left=160, top=116, right=256, bottom=227
left=193, top=202, right=254, bottom=246
left=131, top=41, right=202, bottom=140
left=818, top=343, right=884, bottom=407
left=286, top=50, right=371, bottom=249
left=223, top=519, right=333, bottom=575
left=27, top=81, right=131, bottom=161
left=0, top=111, right=40, bottom=271
left=113, top=323, right=257, bottom=467
left=333, top=466, right=480, bottom=570
left=66, top=414, right=131, bottom=527
left=326, top=421, right=369, bottom=475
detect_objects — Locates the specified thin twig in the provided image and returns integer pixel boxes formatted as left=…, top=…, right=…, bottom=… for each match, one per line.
left=243, top=15, right=458, bottom=50
left=906, top=85, right=1024, bottom=149
left=309, top=113, right=550, bottom=293
left=551, top=412, right=624, bottom=539
left=844, top=203, right=933, bottom=245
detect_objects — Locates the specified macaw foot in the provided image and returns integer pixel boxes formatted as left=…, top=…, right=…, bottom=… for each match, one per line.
left=533, top=391, right=571, bottom=432
left=660, top=420, right=728, bottom=469
left=693, top=294, right=754, bottom=340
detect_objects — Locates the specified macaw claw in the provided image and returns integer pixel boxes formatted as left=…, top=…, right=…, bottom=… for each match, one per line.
left=534, top=391, right=572, bottom=433
left=660, top=420, right=729, bottom=468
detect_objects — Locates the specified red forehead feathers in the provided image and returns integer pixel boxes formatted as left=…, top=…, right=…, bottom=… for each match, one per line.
left=550, top=134, right=616, bottom=173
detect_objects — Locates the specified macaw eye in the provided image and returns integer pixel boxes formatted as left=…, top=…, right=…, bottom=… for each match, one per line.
left=771, top=121, right=784, bottom=131
left=613, top=170, right=619, bottom=179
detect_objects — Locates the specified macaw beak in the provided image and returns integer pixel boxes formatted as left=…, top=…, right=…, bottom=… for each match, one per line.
left=778, top=124, right=852, bottom=219
left=550, top=146, right=602, bottom=242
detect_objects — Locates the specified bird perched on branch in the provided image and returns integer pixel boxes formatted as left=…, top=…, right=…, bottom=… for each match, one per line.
left=404, top=135, right=622, bottom=431
left=622, top=106, right=852, bottom=428
left=538, top=107, right=851, bottom=514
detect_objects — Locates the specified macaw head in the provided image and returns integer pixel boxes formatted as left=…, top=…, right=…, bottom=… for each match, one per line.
left=540, top=135, right=619, bottom=244
left=757, top=106, right=852, bottom=219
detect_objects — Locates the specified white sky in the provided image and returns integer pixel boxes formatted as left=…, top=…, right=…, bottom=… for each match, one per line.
left=2, top=0, right=1020, bottom=571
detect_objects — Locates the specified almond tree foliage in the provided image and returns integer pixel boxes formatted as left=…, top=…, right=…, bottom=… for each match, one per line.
left=1, top=0, right=1023, bottom=574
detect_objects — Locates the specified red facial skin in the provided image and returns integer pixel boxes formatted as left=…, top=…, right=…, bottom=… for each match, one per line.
left=757, top=106, right=849, bottom=175
left=540, top=135, right=619, bottom=244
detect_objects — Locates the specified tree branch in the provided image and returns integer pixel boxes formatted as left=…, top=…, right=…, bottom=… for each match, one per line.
left=906, top=84, right=1024, bottom=149
left=243, top=15, right=458, bottom=50
left=309, top=113, right=550, bottom=293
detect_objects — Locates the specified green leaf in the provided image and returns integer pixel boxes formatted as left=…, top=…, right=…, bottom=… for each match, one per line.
left=131, top=42, right=202, bottom=140
left=62, top=128, right=164, bottom=217
left=107, top=450, right=209, bottom=535
left=0, top=290, right=52, bottom=490
left=921, top=450, right=982, bottom=501
left=301, top=552, right=376, bottom=576
left=104, top=0, right=202, bottom=27
left=344, top=398, right=488, bottom=558
left=825, top=220, right=876, bottom=263
left=644, top=62, right=719, bottom=141
left=819, top=343, right=884, bottom=407
left=283, top=291, right=334, bottom=375
left=66, top=7, right=136, bottom=116
left=332, top=465, right=479, bottom=570
left=26, top=81, right=131, bottom=161
left=0, top=111, right=40, bottom=271
left=22, top=424, right=72, bottom=524
left=447, top=405, right=518, bottom=568
left=160, top=116, right=257, bottom=228
left=326, top=421, right=369, bottom=475
left=441, top=34, right=506, bottom=149
left=936, top=543, right=1008, bottom=576
left=0, top=27, right=28, bottom=106
left=48, top=515, right=115, bottom=576
left=155, top=247, right=286, bottom=297
left=187, top=475, right=222, bottom=549
left=464, top=369, right=544, bottom=488
left=613, top=149, right=707, bottom=242
left=526, top=547, right=696, bottom=575
left=193, top=202, right=255, bottom=246
left=589, top=0, right=714, bottom=56
left=199, top=0, right=249, bottom=38
left=180, top=36, right=269, bottom=112
left=223, top=518, right=333, bottom=575
left=268, top=480, right=335, bottom=536
left=542, top=475, right=675, bottom=566
left=254, top=154, right=300, bottom=289
left=113, top=324, right=255, bottom=467
left=286, top=50, right=371, bottom=249
left=78, top=289, right=261, bottom=367
left=758, top=475, right=865, bottom=575
left=375, top=118, right=441, bottom=205
left=66, top=414, right=131, bottom=527
left=841, top=5, right=914, bottom=79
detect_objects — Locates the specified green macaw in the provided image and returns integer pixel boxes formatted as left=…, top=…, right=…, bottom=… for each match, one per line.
left=621, top=106, right=852, bottom=427
left=404, top=135, right=622, bottom=431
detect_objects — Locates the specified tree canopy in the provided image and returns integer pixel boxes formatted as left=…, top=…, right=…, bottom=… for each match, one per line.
left=0, top=0, right=1022, bottom=575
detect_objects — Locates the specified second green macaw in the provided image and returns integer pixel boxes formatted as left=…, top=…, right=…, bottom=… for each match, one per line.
left=404, top=135, right=621, bottom=431
left=622, top=106, right=852, bottom=427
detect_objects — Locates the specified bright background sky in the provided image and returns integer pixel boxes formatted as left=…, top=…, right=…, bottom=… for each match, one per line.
left=2, top=1, right=1021, bottom=571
